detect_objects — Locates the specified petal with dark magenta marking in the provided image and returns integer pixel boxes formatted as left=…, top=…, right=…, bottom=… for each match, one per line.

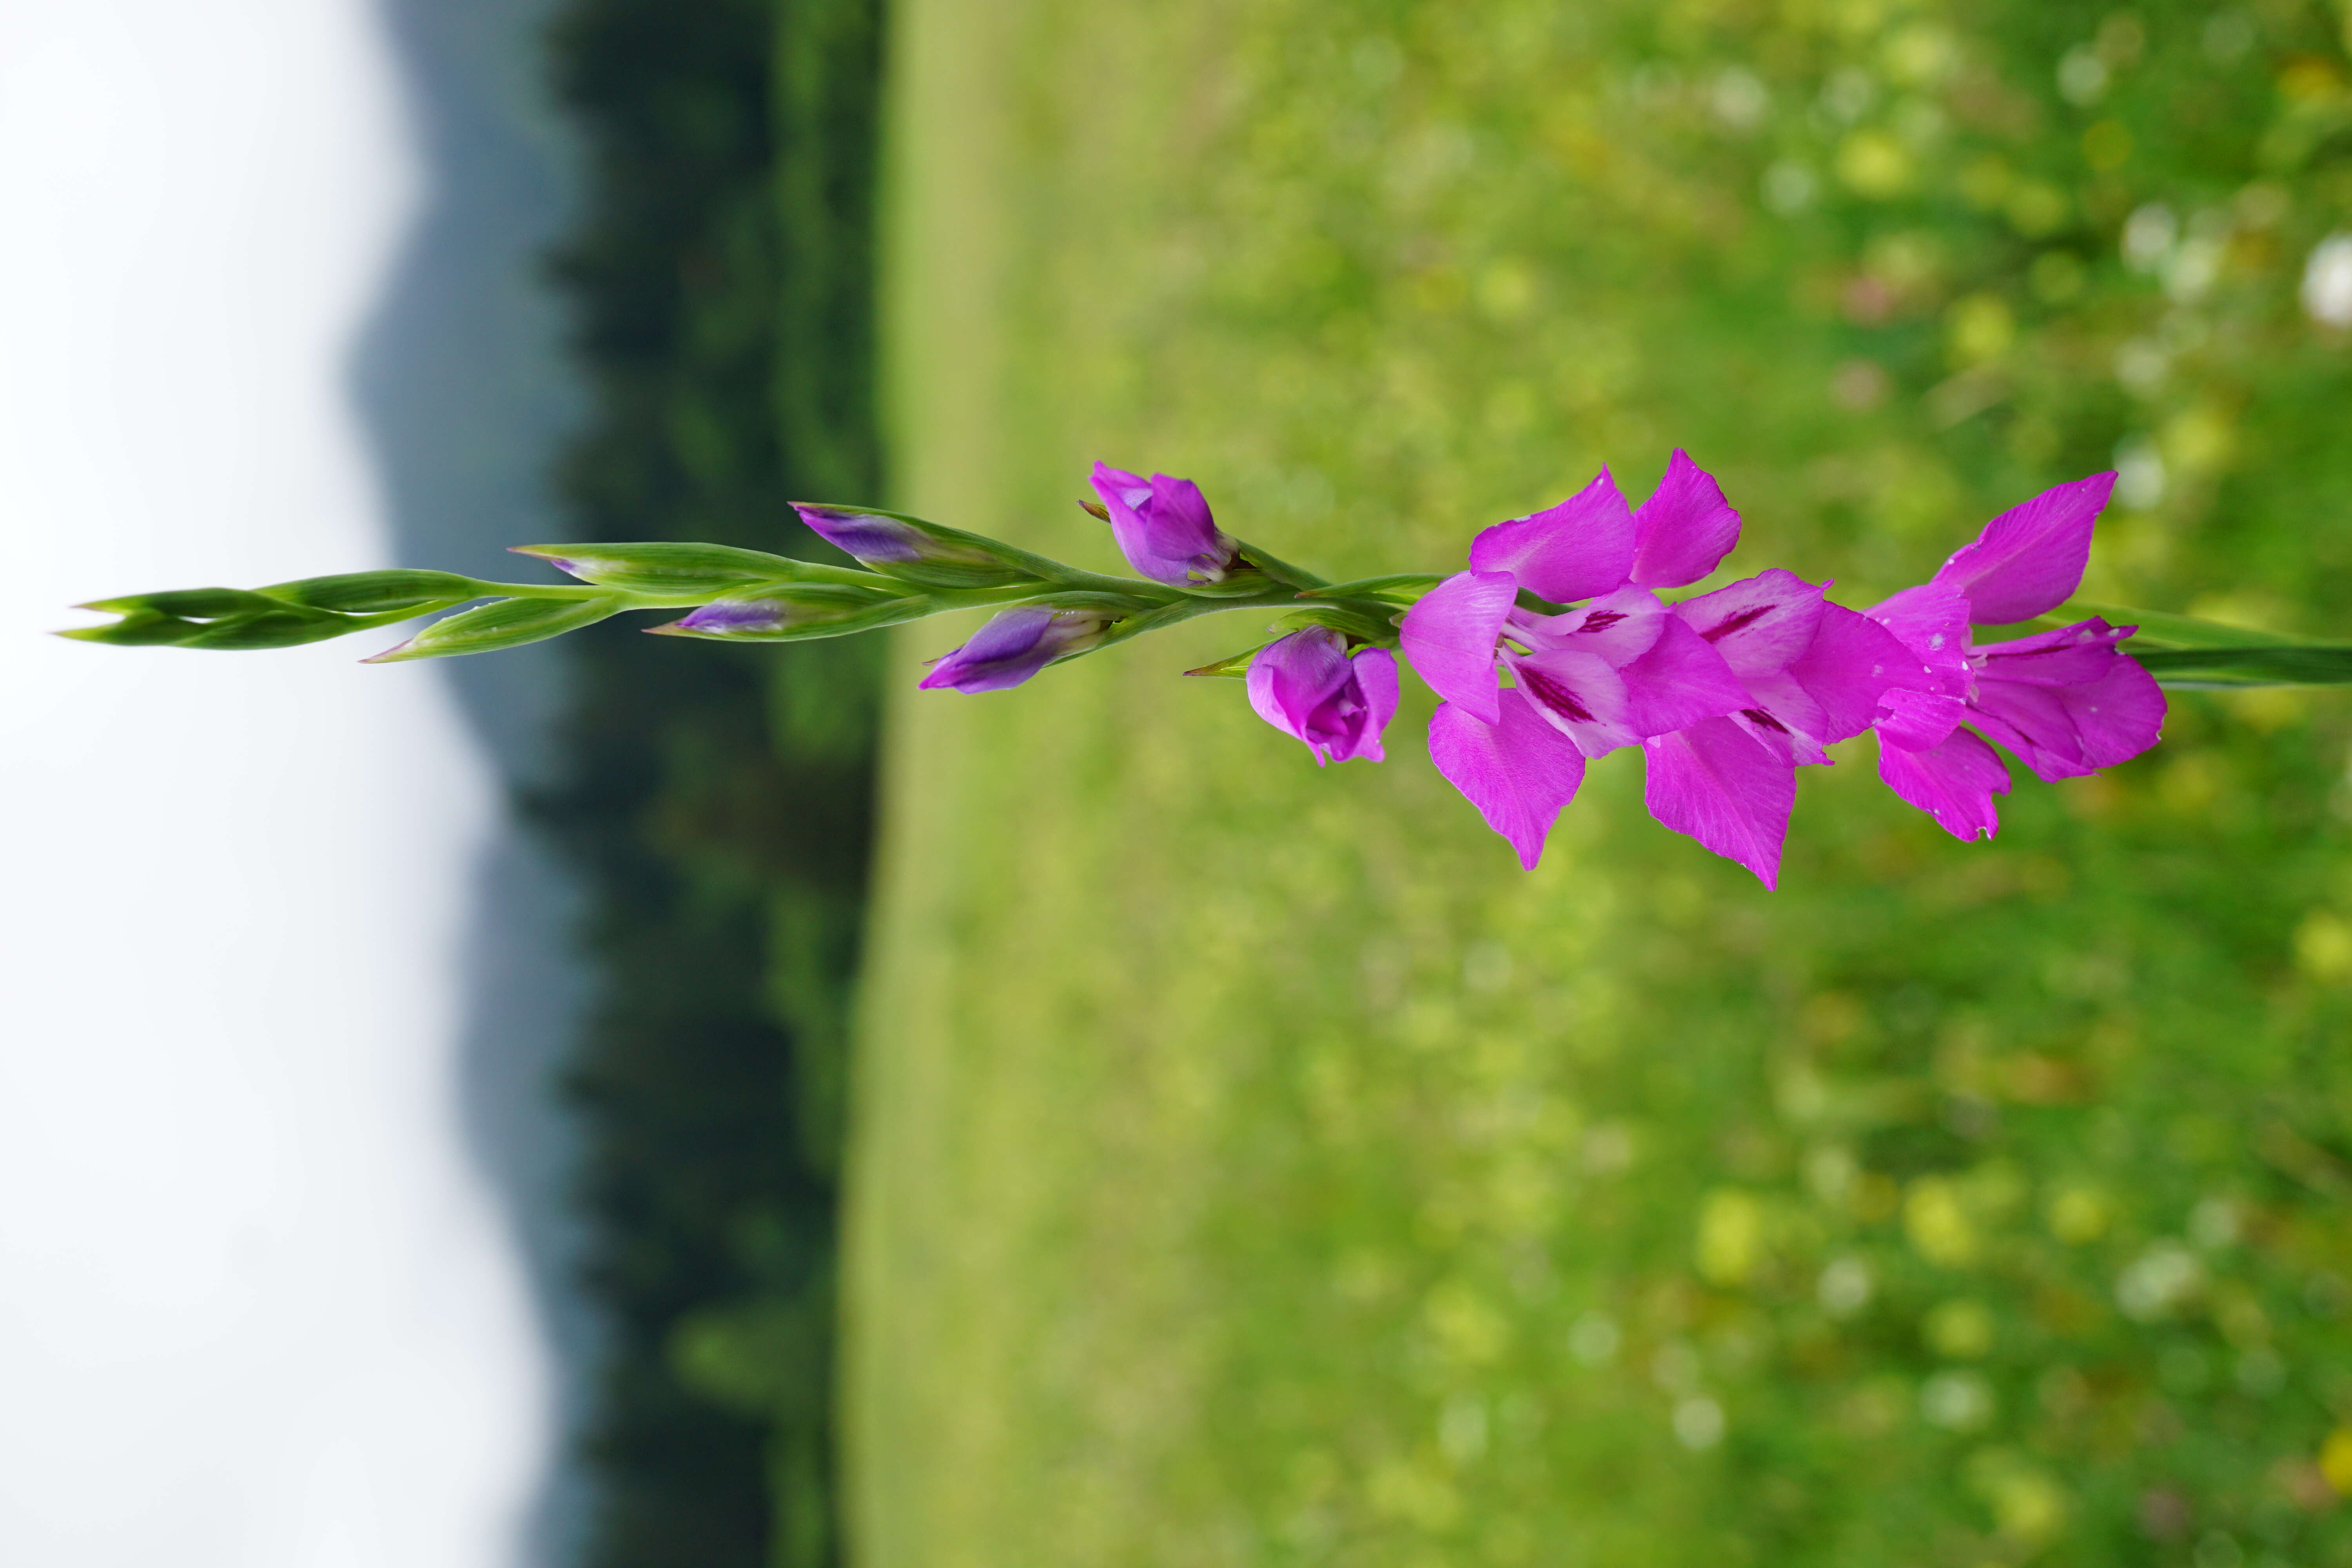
left=1671, top=568, right=1825, bottom=677
left=1617, top=616, right=1752, bottom=739
left=1509, top=646, right=1636, bottom=756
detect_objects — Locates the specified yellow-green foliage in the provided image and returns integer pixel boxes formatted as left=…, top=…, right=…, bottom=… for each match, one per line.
left=848, top=2, right=2352, bottom=1564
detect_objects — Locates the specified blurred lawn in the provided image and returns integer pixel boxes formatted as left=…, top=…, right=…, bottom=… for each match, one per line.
left=844, top=2, right=2352, bottom=1564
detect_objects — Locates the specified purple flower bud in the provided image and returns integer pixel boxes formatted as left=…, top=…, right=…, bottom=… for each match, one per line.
left=918, top=607, right=1111, bottom=693
left=1087, top=462, right=1241, bottom=584
left=666, top=599, right=803, bottom=635
left=794, top=505, right=997, bottom=568
left=1245, top=627, right=1400, bottom=765
left=651, top=589, right=894, bottom=640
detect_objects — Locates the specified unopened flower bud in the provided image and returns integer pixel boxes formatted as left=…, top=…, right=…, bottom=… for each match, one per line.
left=918, top=607, right=1112, bottom=693
left=1245, top=627, right=1399, bottom=764
left=793, top=504, right=1034, bottom=589
left=651, top=586, right=907, bottom=640
left=1087, top=462, right=1241, bottom=584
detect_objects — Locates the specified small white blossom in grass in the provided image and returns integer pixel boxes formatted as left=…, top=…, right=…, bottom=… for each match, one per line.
left=2302, top=234, right=2352, bottom=328
left=1818, top=1256, right=1873, bottom=1317
left=1568, top=1311, right=1622, bottom=1366
left=2114, top=436, right=2165, bottom=508
left=1762, top=160, right=1817, bottom=213
left=2058, top=46, right=2109, bottom=105
left=2123, top=204, right=2177, bottom=271
left=2116, top=1242, right=2204, bottom=1321
left=1672, top=1396, right=1725, bottom=1450
left=1920, top=1369, right=1995, bottom=1431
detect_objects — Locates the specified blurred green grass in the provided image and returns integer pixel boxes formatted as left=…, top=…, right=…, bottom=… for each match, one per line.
left=846, top=2, right=2352, bottom=1564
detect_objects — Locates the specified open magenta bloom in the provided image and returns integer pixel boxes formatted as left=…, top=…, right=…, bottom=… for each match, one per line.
left=1246, top=628, right=1398, bottom=765
left=1866, top=472, right=2165, bottom=839
left=1088, top=463, right=1241, bottom=584
left=918, top=606, right=1110, bottom=693
left=1639, top=570, right=1924, bottom=887
left=1401, top=454, right=1754, bottom=867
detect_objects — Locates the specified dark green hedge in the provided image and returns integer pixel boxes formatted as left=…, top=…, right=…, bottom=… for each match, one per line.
left=532, top=1, right=883, bottom=1563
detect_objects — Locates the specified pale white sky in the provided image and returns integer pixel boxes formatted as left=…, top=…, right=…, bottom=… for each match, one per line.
left=0, top=3, right=552, bottom=1564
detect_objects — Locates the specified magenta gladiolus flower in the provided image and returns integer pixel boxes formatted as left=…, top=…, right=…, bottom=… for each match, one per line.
left=1866, top=472, right=2165, bottom=839
left=918, top=606, right=1111, bottom=693
left=1088, top=463, right=1241, bottom=584
left=1246, top=627, right=1399, bottom=765
left=1401, top=454, right=1755, bottom=867
left=1640, top=569, right=1925, bottom=887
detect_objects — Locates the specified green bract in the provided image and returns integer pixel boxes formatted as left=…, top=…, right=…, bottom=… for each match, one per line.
left=364, top=593, right=632, bottom=662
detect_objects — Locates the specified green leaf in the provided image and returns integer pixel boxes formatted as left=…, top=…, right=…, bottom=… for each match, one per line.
left=1183, top=645, right=1268, bottom=679
left=2136, top=646, right=2352, bottom=687
left=364, top=594, right=629, bottom=662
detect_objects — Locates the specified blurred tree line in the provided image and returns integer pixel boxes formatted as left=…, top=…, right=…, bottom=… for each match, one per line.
left=528, top=0, right=882, bottom=1563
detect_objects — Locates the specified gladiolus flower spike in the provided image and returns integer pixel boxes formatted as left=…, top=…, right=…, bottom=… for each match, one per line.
left=70, top=452, right=2350, bottom=887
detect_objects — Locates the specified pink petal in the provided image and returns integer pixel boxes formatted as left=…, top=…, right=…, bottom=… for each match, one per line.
left=1877, top=726, right=2011, bottom=840
left=1508, top=646, right=1637, bottom=756
left=1970, top=617, right=2130, bottom=686
left=1246, top=627, right=1354, bottom=762
left=1630, top=449, right=1742, bottom=589
left=1641, top=716, right=1795, bottom=888
left=1875, top=687, right=1969, bottom=752
left=1514, top=583, right=1668, bottom=667
left=1347, top=647, right=1402, bottom=763
left=1671, top=568, right=1825, bottom=678
left=1731, top=701, right=1835, bottom=771
left=1426, top=691, right=1590, bottom=869
left=1469, top=469, right=1637, bottom=604
left=1930, top=470, right=2116, bottom=624
left=1247, top=627, right=1349, bottom=726
left=1619, top=616, right=1752, bottom=739
left=1967, top=651, right=2165, bottom=782
left=1867, top=581, right=1973, bottom=686
left=1728, top=684, right=1830, bottom=764
left=1399, top=570, right=1516, bottom=724
left=1790, top=602, right=1931, bottom=744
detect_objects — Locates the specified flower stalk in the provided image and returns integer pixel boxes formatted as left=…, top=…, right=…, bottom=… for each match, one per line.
left=59, top=460, right=2352, bottom=886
